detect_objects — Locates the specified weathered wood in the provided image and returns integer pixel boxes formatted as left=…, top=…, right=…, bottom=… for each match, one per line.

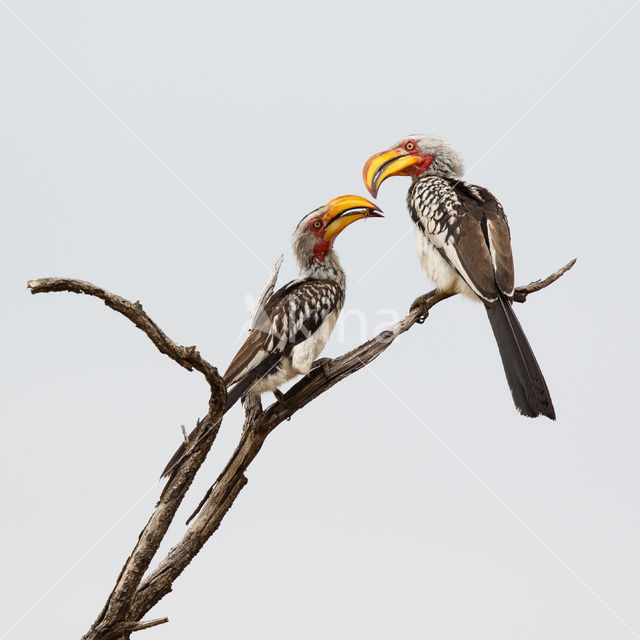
left=27, top=277, right=226, bottom=640
left=512, top=258, right=576, bottom=303
left=26, top=258, right=575, bottom=638
left=27, top=278, right=223, bottom=400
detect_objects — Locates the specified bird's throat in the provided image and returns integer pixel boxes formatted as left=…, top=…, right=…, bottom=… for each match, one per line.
left=314, top=239, right=332, bottom=261
left=411, top=154, right=434, bottom=177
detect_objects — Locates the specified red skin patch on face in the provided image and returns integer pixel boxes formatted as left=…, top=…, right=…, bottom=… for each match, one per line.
left=307, top=218, right=324, bottom=235
left=307, top=217, right=331, bottom=261
left=412, top=154, right=434, bottom=177
left=401, top=140, right=434, bottom=178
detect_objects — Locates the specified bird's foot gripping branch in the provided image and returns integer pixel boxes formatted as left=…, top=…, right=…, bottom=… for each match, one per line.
left=26, top=257, right=574, bottom=639
left=410, top=290, right=456, bottom=323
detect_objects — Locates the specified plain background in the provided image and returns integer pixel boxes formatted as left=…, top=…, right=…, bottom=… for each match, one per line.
left=2, top=1, right=640, bottom=638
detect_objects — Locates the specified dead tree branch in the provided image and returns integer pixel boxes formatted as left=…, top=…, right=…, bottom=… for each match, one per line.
left=27, top=258, right=575, bottom=638
left=26, top=278, right=222, bottom=398
left=113, top=618, right=168, bottom=634
left=27, top=278, right=226, bottom=640
left=512, top=258, right=576, bottom=302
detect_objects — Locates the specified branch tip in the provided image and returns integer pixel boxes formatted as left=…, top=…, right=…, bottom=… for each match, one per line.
left=120, top=617, right=169, bottom=633
left=513, top=258, right=576, bottom=303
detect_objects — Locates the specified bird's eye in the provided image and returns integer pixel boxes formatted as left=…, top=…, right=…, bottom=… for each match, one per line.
left=405, top=141, right=415, bottom=151
left=312, top=220, right=322, bottom=229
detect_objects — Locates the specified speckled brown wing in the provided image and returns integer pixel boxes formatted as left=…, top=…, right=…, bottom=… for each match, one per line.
left=450, top=182, right=515, bottom=301
left=223, top=329, right=270, bottom=385
left=223, top=277, right=343, bottom=386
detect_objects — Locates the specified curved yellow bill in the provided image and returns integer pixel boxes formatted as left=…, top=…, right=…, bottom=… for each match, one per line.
left=322, top=195, right=383, bottom=242
left=362, top=149, right=421, bottom=198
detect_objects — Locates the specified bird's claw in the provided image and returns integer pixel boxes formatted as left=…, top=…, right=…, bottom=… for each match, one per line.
left=410, top=295, right=431, bottom=324
left=311, top=357, right=332, bottom=378
left=410, top=293, right=429, bottom=312
left=272, top=389, right=291, bottom=420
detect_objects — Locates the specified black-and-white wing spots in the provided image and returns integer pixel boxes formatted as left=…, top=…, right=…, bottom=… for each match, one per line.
left=224, top=278, right=344, bottom=386
left=408, top=176, right=516, bottom=304
left=267, top=280, right=343, bottom=349
left=408, top=176, right=461, bottom=245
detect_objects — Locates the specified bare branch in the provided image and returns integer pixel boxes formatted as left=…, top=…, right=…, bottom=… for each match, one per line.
left=129, top=469, right=249, bottom=621
left=27, top=277, right=223, bottom=398
left=123, top=260, right=575, bottom=624
left=513, top=258, right=576, bottom=303
left=29, top=259, right=574, bottom=638
left=26, top=276, right=227, bottom=640
left=117, top=618, right=168, bottom=634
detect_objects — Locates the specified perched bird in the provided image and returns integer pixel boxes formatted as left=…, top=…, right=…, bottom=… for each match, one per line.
left=161, top=195, right=382, bottom=478
left=363, top=135, right=555, bottom=419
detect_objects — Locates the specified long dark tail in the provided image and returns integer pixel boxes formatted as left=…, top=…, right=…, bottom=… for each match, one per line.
left=160, top=355, right=282, bottom=479
left=485, top=294, right=555, bottom=420
left=159, top=377, right=252, bottom=479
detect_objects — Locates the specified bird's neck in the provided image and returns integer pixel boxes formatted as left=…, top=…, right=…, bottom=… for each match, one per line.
left=300, top=250, right=345, bottom=285
left=413, top=161, right=462, bottom=182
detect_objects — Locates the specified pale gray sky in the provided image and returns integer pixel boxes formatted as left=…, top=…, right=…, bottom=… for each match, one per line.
left=2, top=1, right=640, bottom=638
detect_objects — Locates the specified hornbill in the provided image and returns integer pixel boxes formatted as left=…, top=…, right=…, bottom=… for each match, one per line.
left=363, top=135, right=555, bottom=419
left=161, top=195, right=382, bottom=478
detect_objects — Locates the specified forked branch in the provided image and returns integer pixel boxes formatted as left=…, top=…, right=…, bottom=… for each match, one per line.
left=27, top=258, right=575, bottom=638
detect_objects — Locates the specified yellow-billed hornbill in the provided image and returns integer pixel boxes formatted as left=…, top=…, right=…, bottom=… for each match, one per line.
left=363, top=135, right=555, bottom=419
left=161, top=195, right=382, bottom=478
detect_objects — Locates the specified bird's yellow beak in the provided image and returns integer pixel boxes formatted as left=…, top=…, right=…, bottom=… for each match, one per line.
left=322, top=195, right=383, bottom=242
left=363, top=149, right=421, bottom=198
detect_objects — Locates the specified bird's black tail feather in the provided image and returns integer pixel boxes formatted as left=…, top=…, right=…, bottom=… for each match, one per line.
left=159, top=377, right=254, bottom=479
left=158, top=379, right=249, bottom=479
left=159, top=355, right=282, bottom=479
left=485, top=294, right=555, bottom=420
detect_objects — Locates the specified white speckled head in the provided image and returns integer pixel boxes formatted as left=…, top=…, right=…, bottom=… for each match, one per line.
left=291, top=206, right=345, bottom=281
left=292, top=207, right=325, bottom=267
left=363, top=134, right=466, bottom=197
left=400, top=134, right=464, bottom=178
